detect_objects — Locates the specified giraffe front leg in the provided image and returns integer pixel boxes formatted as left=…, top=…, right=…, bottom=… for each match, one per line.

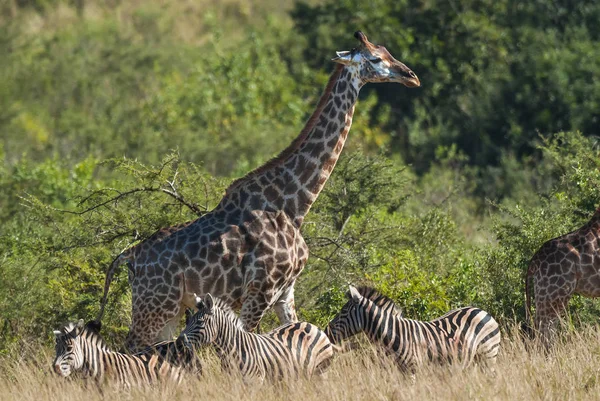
left=273, top=282, right=298, bottom=325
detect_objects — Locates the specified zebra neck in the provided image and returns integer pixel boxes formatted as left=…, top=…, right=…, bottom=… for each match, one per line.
left=362, top=304, right=397, bottom=346
left=80, top=337, right=108, bottom=380
left=211, top=314, right=247, bottom=361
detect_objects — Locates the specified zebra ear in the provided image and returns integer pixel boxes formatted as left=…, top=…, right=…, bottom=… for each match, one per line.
left=77, top=319, right=85, bottom=329
left=204, top=293, right=215, bottom=313
left=53, top=330, right=62, bottom=337
left=193, top=293, right=205, bottom=310
left=348, top=285, right=362, bottom=302
left=184, top=308, right=194, bottom=325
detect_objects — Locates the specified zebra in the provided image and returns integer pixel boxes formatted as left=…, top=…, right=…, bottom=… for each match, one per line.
left=52, top=319, right=196, bottom=387
left=178, top=293, right=335, bottom=380
left=325, top=286, right=501, bottom=372
left=353, top=285, right=403, bottom=317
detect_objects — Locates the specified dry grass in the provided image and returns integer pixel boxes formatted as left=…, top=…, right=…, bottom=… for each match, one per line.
left=3, top=326, right=600, bottom=401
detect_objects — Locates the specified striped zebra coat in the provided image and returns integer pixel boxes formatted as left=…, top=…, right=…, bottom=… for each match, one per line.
left=179, top=294, right=334, bottom=380
left=325, top=286, right=501, bottom=371
left=52, top=320, right=195, bottom=387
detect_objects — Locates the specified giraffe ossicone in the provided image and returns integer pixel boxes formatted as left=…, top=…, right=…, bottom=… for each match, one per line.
left=97, top=30, right=420, bottom=351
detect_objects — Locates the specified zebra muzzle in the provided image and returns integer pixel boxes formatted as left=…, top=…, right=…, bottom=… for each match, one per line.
left=54, top=363, right=66, bottom=376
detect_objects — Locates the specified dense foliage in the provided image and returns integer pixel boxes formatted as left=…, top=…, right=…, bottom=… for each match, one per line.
left=0, top=0, right=599, bottom=353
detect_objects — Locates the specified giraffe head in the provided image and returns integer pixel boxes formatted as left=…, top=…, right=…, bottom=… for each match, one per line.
left=333, top=31, right=420, bottom=88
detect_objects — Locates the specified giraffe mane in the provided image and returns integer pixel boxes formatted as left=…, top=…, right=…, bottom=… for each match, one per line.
left=353, top=286, right=403, bottom=316
left=224, top=64, right=345, bottom=195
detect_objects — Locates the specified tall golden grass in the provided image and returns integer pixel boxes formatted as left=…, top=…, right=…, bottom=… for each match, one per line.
left=2, top=325, right=600, bottom=401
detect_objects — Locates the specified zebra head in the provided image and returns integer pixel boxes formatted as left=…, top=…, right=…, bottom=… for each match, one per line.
left=52, top=319, right=101, bottom=377
left=325, top=285, right=367, bottom=344
left=178, top=293, right=217, bottom=349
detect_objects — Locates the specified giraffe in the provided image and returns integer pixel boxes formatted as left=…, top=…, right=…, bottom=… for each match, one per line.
left=96, top=31, right=420, bottom=351
left=525, top=205, right=600, bottom=348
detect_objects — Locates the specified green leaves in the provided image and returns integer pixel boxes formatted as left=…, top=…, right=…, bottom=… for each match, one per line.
left=141, top=29, right=307, bottom=176
left=291, top=0, right=600, bottom=197
left=0, top=152, right=227, bottom=350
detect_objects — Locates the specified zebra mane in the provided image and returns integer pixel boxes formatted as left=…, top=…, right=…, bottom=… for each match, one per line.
left=201, top=296, right=245, bottom=330
left=57, top=320, right=109, bottom=348
left=61, top=321, right=79, bottom=334
left=353, top=286, right=403, bottom=316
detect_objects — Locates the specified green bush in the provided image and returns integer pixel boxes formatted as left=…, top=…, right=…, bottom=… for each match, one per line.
left=291, top=0, right=600, bottom=200
left=482, top=131, right=600, bottom=323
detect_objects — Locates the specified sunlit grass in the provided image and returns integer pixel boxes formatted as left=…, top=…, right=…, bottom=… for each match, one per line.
left=2, top=325, right=600, bottom=401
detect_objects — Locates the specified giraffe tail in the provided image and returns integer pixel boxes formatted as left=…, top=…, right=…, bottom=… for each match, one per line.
left=96, top=253, right=128, bottom=323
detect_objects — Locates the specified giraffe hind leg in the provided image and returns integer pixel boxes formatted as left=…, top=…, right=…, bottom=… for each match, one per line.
left=157, top=306, right=187, bottom=342
left=156, top=272, right=189, bottom=342
left=535, top=295, right=572, bottom=352
left=273, top=283, right=298, bottom=325
left=127, top=273, right=187, bottom=350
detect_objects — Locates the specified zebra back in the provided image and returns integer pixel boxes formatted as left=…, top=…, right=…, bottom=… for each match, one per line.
left=53, top=320, right=186, bottom=387
left=179, top=294, right=334, bottom=380
left=326, top=286, right=501, bottom=370
left=136, top=339, right=201, bottom=374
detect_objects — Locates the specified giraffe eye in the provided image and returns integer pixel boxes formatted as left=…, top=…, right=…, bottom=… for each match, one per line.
left=370, top=57, right=382, bottom=64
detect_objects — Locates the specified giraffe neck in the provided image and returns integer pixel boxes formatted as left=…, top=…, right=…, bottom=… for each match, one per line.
left=221, top=64, right=363, bottom=226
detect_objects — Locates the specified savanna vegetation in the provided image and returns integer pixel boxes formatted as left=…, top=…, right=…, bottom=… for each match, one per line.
left=1, top=1, right=600, bottom=397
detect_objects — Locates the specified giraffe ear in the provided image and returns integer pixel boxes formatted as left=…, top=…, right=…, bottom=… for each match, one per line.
left=348, top=285, right=362, bottom=302
left=332, top=51, right=353, bottom=65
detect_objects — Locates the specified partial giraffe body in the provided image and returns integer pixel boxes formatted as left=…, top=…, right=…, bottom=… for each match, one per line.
left=178, top=294, right=334, bottom=381
left=52, top=320, right=197, bottom=388
left=325, top=286, right=501, bottom=372
left=525, top=205, right=600, bottom=349
left=95, top=30, right=420, bottom=352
